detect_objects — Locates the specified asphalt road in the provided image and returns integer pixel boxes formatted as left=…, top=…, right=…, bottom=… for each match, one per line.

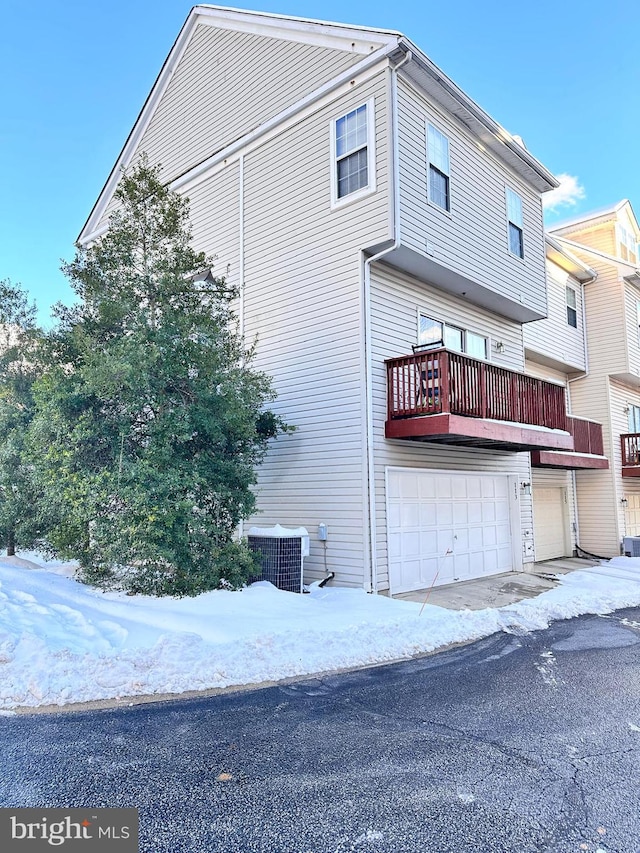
left=2, top=609, right=640, bottom=853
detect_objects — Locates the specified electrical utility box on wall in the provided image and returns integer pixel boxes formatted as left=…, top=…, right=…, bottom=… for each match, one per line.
left=247, top=525, right=310, bottom=593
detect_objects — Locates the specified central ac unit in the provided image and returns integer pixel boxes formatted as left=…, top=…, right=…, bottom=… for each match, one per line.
left=247, top=524, right=310, bottom=593
left=622, top=536, right=640, bottom=557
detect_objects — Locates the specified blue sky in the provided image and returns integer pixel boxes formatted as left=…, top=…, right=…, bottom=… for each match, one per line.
left=2, top=0, right=638, bottom=324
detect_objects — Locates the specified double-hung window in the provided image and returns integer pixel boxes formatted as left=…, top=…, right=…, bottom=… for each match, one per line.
left=427, top=124, right=450, bottom=212
left=506, top=188, right=524, bottom=258
left=332, top=100, right=375, bottom=205
left=566, top=287, right=577, bottom=328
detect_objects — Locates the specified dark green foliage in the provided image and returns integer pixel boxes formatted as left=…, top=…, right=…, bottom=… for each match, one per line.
left=0, top=280, right=43, bottom=554
left=29, top=156, right=289, bottom=595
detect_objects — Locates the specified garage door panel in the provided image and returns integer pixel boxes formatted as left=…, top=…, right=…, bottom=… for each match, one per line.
left=533, top=487, right=568, bottom=561
left=437, top=504, right=453, bottom=526
left=388, top=470, right=515, bottom=594
left=468, top=502, right=483, bottom=523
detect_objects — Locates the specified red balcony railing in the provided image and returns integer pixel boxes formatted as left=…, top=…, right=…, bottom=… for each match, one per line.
left=386, top=348, right=568, bottom=431
left=569, top=416, right=604, bottom=456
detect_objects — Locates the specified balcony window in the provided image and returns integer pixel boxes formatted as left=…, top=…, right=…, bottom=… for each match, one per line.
left=419, top=313, right=487, bottom=359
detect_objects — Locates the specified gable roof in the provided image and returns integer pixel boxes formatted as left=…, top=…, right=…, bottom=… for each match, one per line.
left=550, top=199, right=639, bottom=238
left=79, top=4, right=558, bottom=243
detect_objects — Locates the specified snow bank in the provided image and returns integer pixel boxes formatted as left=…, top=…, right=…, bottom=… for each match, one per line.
left=1, top=555, right=640, bottom=710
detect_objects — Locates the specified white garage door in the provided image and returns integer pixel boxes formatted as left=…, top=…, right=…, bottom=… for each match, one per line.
left=533, top=487, right=567, bottom=561
left=387, top=469, right=515, bottom=595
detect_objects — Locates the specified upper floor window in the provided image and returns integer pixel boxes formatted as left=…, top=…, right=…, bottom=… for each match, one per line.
left=506, top=188, right=524, bottom=258
left=418, top=313, right=487, bottom=359
left=427, top=124, right=450, bottom=212
left=331, top=100, right=375, bottom=206
left=566, top=287, right=577, bottom=328
left=618, top=225, right=638, bottom=264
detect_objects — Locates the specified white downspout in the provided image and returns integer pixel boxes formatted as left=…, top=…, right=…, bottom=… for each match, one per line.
left=238, top=154, right=246, bottom=541
left=566, top=273, right=594, bottom=553
left=362, top=49, right=411, bottom=594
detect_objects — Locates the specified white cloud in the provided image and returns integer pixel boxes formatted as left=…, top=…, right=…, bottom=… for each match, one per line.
left=542, top=173, right=586, bottom=213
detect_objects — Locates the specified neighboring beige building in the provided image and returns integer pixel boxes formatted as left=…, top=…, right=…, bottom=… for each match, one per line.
left=523, top=238, right=607, bottom=562
left=79, top=5, right=610, bottom=593
left=546, top=202, right=640, bottom=557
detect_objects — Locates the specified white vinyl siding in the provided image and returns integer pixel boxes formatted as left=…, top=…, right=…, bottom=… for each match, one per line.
left=523, top=259, right=586, bottom=373
left=396, top=78, right=547, bottom=318
left=122, top=25, right=364, bottom=187
left=235, top=73, right=390, bottom=587
left=370, top=263, right=533, bottom=591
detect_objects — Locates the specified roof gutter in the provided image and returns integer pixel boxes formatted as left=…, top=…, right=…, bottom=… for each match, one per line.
left=397, top=37, right=558, bottom=193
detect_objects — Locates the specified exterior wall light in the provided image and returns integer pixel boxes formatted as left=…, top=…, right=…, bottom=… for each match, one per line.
left=520, top=481, right=532, bottom=496
left=495, top=341, right=505, bottom=353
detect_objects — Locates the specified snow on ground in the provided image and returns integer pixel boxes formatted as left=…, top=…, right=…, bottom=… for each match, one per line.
left=2, top=554, right=640, bottom=710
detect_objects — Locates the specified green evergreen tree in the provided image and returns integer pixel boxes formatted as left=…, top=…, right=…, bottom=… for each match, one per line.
left=0, top=280, right=42, bottom=555
left=30, top=156, right=290, bottom=595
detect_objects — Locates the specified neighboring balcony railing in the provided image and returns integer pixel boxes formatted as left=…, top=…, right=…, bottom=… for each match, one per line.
left=386, top=348, right=568, bottom=431
left=621, top=434, right=640, bottom=470
left=569, top=416, right=605, bottom=456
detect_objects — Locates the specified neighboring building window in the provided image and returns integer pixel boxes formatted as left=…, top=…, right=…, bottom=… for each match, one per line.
left=332, top=102, right=374, bottom=203
left=566, top=287, right=578, bottom=328
left=427, top=124, right=450, bottom=211
left=418, top=313, right=487, bottom=359
left=628, top=404, right=640, bottom=433
left=506, top=188, right=524, bottom=258
left=619, top=225, right=638, bottom=264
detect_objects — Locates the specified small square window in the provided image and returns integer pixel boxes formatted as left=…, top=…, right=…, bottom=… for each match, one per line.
left=566, top=287, right=577, bottom=328
left=506, top=188, right=524, bottom=259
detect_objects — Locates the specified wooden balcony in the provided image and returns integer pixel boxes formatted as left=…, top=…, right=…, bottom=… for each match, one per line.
left=385, top=348, right=575, bottom=452
left=531, top=416, right=608, bottom=469
left=621, top=434, right=640, bottom=477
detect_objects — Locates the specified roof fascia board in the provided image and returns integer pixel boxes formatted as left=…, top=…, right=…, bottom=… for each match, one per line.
left=553, top=235, right=638, bottom=274
left=81, top=49, right=393, bottom=244
left=398, top=37, right=558, bottom=193
left=550, top=200, right=635, bottom=235
left=545, top=234, right=597, bottom=282
left=195, top=4, right=399, bottom=53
